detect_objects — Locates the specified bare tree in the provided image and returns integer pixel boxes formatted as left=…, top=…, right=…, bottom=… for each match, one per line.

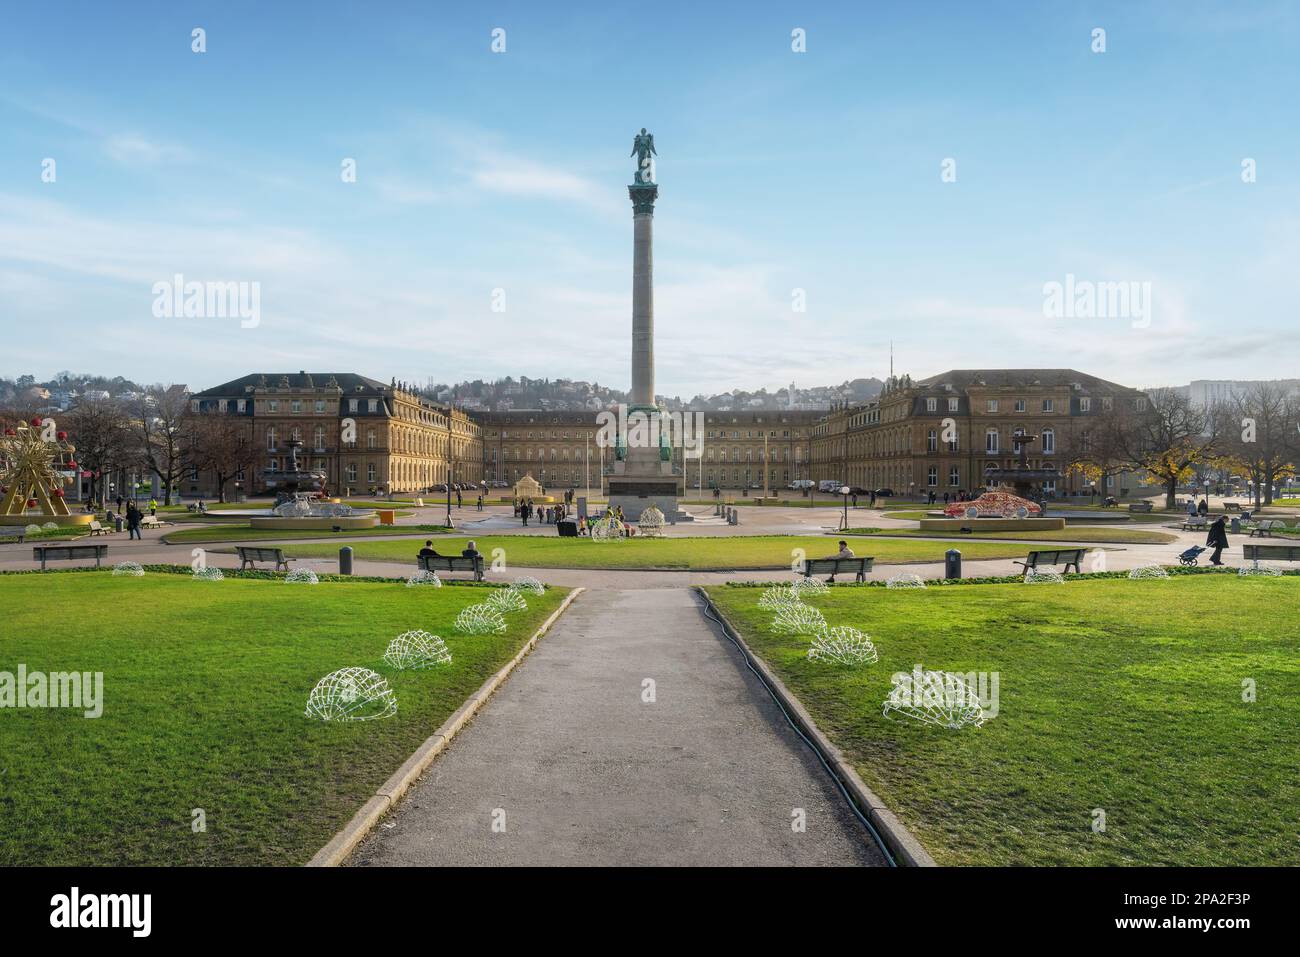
left=1217, top=383, right=1298, bottom=507
left=131, top=385, right=189, bottom=505
left=182, top=411, right=256, bottom=503
left=63, top=397, right=134, bottom=508
left=1105, top=388, right=1224, bottom=509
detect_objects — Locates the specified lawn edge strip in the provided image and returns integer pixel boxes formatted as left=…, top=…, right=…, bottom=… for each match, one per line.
left=694, top=585, right=936, bottom=868
left=306, top=586, right=585, bottom=867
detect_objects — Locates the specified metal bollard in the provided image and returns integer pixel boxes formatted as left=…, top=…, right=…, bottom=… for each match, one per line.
left=945, top=548, right=961, bottom=579
left=339, top=545, right=353, bottom=576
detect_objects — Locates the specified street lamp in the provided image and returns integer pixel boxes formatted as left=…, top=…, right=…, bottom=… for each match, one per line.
left=839, top=485, right=851, bottom=531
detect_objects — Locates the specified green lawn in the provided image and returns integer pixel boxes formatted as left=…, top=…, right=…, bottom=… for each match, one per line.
left=705, top=575, right=1300, bottom=865
left=845, top=525, right=1177, bottom=544
left=276, top=534, right=1040, bottom=569
left=164, top=523, right=451, bottom=544
left=0, top=571, right=568, bottom=865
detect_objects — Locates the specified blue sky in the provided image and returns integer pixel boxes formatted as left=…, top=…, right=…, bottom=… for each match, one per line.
left=2, top=0, right=1296, bottom=397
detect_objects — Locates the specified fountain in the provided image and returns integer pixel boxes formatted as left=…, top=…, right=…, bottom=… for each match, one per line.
left=920, top=433, right=1066, bottom=532
left=249, top=491, right=378, bottom=531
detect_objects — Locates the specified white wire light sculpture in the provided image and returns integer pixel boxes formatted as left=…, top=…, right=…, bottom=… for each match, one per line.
left=405, top=569, right=443, bottom=587
left=1239, top=563, right=1283, bottom=577
left=590, top=515, right=626, bottom=542
left=807, top=625, right=879, bottom=666
left=511, top=576, right=545, bottom=595
left=771, top=602, right=827, bottom=635
left=42, top=521, right=58, bottom=530
left=1023, top=568, right=1065, bottom=585
left=637, top=504, right=665, bottom=538
left=886, top=571, right=927, bottom=589
left=757, top=585, right=799, bottom=609
left=455, top=602, right=508, bottom=635
left=285, top=568, right=319, bottom=584
left=112, top=561, right=145, bottom=577
left=791, top=576, right=829, bottom=598
left=24, top=524, right=41, bottom=535
left=1127, top=562, right=1170, bottom=580
left=304, top=667, right=397, bottom=721
left=485, top=586, right=528, bottom=613
left=882, top=669, right=985, bottom=729
left=192, top=566, right=224, bottom=582
left=382, top=630, right=452, bottom=670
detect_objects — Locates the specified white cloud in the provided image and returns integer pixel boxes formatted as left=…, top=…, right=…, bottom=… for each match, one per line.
left=104, top=134, right=191, bottom=166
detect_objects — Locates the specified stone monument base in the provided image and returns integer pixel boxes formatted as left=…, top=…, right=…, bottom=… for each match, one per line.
left=606, top=477, right=682, bottom=522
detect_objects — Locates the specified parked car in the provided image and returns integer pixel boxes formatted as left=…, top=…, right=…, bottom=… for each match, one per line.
left=873, top=488, right=895, bottom=497
left=789, top=479, right=815, bottom=490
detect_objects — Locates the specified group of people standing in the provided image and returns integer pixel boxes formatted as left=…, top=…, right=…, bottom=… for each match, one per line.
left=514, top=498, right=570, bottom=526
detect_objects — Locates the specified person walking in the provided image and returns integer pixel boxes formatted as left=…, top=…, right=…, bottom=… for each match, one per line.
left=456, top=488, right=462, bottom=509
left=1206, top=515, right=1229, bottom=566
left=476, top=493, right=483, bottom=511
left=149, top=497, right=158, bottom=517
left=126, top=502, right=142, bottom=540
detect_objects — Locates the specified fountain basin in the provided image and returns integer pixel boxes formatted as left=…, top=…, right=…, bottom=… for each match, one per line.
left=249, top=514, right=378, bottom=531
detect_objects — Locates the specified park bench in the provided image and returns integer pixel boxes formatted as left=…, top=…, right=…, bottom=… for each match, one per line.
left=140, top=515, right=169, bottom=528
left=802, top=556, right=875, bottom=583
left=1128, top=501, right=1154, bottom=513
left=1242, top=543, right=1300, bottom=564
left=417, top=554, right=485, bottom=581
left=1, top=531, right=26, bottom=544
left=236, top=545, right=290, bottom=572
left=88, top=519, right=110, bottom=536
left=1181, top=515, right=1208, bottom=531
left=1224, top=502, right=1243, bottom=512
left=1014, top=547, right=1086, bottom=575
left=1249, top=519, right=1288, bottom=537
left=32, top=542, right=108, bottom=571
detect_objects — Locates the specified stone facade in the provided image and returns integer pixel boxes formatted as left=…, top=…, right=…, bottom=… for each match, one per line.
left=188, top=372, right=482, bottom=496
left=815, top=369, right=1146, bottom=497
left=478, top=410, right=821, bottom=494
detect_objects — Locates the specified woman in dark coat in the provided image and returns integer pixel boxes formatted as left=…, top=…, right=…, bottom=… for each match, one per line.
left=1206, top=515, right=1229, bottom=566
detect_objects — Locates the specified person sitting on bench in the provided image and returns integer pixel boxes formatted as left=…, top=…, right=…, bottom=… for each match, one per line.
left=461, top=540, right=482, bottom=561
left=418, top=540, right=441, bottom=560
left=828, top=540, right=855, bottom=560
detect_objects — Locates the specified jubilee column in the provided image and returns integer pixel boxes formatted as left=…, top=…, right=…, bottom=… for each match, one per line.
left=628, top=128, right=658, bottom=410
left=606, top=128, right=683, bottom=522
